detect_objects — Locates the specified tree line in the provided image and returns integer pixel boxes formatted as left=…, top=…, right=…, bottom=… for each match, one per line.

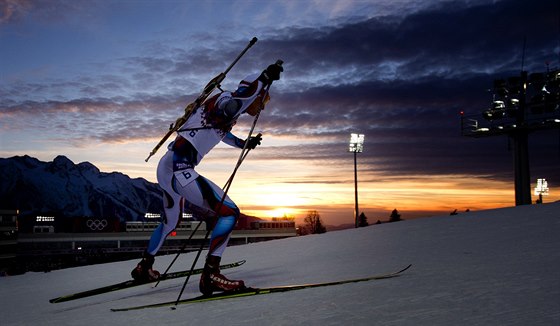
left=297, top=209, right=403, bottom=235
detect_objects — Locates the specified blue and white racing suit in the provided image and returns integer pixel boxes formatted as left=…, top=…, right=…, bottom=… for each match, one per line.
left=147, top=74, right=267, bottom=258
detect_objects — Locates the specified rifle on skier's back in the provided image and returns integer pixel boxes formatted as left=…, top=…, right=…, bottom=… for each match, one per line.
left=145, top=37, right=258, bottom=162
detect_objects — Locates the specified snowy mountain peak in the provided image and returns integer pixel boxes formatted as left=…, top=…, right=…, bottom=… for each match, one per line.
left=52, top=155, right=74, bottom=166
left=47, top=155, right=80, bottom=177
left=77, top=161, right=100, bottom=175
left=6, top=155, right=41, bottom=169
left=0, top=155, right=162, bottom=220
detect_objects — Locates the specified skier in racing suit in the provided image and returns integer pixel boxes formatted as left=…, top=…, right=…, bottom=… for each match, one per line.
left=132, top=62, right=282, bottom=295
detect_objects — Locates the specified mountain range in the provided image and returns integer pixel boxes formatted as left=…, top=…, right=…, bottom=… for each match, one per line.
left=0, top=155, right=161, bottom=221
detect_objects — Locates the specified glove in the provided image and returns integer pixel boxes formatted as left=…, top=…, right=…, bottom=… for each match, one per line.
left=246, top=133, right=262, bottom=149
left=258, top=61, right=283, bottom=85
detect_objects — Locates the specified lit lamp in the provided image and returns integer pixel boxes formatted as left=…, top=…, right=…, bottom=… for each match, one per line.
left=349, top=133, right=365, bottom=228
left=534, top=178, right=549, bottom=204
left=144, top=213, right=161, bottom=219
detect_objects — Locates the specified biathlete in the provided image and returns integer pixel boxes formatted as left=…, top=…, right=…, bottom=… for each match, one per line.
left=132, top=62, right=283, bottom=295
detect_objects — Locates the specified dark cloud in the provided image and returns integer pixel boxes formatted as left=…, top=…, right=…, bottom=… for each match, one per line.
left=250, top=0, right=560, bottom=184
left=264, top=0, right=559, bottom=79
left=1, top=0, right=559, bottom=187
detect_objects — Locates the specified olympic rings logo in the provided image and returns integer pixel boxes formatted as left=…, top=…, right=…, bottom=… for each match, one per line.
left=87, top=219, right=108, bottom=231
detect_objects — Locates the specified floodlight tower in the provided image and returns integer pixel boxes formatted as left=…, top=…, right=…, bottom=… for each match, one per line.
left=460, top=68, right=560, bottom=206
left=349, top=133, right=365, bottom=228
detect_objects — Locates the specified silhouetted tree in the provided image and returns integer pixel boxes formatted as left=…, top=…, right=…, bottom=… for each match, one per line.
left=304, top=210, right=326, bottom=234
left=389, top=209, right=401, bottom=222
left=358, top=212, right=368, bottom=227
left=296, top=225, right=309, bottom=236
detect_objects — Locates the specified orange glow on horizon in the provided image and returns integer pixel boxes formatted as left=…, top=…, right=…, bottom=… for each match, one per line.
left=260, top=207, right=299, bottom=219
left=17, top=141, right=558, bottom=227
left=231, top=173, right=555, bottom=225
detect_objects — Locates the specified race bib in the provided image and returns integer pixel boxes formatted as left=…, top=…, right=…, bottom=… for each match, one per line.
left=173, top=169, right=199, bottom=187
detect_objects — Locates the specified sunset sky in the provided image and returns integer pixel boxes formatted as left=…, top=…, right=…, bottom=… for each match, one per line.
left=1, top=0, right=559, bottom=225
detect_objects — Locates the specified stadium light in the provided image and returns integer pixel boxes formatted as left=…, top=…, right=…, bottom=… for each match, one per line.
left=534, top=178, right=549, bottom=204
left=349, top=133, right=365, bottom=228
left=349, top=133, right=364, bottom=153
left=144, top=213, right=161, bottom=219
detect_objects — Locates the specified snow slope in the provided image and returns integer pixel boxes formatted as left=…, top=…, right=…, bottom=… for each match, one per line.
left=1, top=202, right=559, bottom=325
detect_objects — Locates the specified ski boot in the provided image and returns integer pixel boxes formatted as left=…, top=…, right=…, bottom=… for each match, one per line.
left=199, top=255, right=245, bottom=296
left=131, top=252, right=160, bottom=282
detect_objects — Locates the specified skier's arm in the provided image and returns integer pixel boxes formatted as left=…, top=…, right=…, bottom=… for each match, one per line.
left=222, top=132, right=245, bottom=149
left=222, top=132, right=262, bottom=150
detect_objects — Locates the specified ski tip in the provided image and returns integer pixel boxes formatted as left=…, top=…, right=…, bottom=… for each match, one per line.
left=49, top=296, right=69, bottom=303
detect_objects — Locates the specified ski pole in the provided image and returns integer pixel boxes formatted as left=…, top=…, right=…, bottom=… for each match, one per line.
left=173, top=146, right=256, bottom=306
left=173, top=59, right=281, bottom=304
left=173, top=92, right=267, bottom=306
left=172, top=229, right=211, bottom=309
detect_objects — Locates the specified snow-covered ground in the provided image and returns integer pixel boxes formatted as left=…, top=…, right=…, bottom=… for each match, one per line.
left=1, top=202, right=559, bottom=325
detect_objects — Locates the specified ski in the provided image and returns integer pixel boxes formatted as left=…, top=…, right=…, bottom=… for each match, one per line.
left=111, top=264, right=411, bottom=311
left=49, top=260, right=246, bottom=303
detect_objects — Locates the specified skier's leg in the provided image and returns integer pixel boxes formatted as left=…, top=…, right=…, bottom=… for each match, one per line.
left=132, top=151, right=182, bottom=281
left=145, top=196, right=183, bottom=256
left=166, top=171, right=244, bottom=294
left=192, top=176, right=240, bottom=257
left=187, top=176, right=244, bottom=294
